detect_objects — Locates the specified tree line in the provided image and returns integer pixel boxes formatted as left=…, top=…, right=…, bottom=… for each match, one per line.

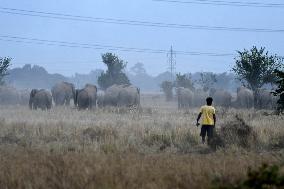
left=1, top=46, right=284, bottom=112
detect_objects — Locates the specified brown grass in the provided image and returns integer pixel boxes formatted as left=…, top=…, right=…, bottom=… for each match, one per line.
left=0, top=148, right=282, bottom=189
left=0, top=96, right=283, bottom=188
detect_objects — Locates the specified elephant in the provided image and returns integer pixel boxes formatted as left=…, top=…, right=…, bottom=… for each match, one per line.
left=51, top=82, right=75, bottom=106
left=29, top=89, right=52, bottom=110
left=176, top=87, right=194, bottom=109
left=209, top=88, right=232, bottom=107
left=97, top=91, right=105, bottom=108
left=74, top=84, right=97, bottom=110
left=75, top=89, right=90, bottom=110
left=236, top=86, right=254, bottom=109
left=103, top=85, right=140, bottom=107
left=84, top=84, right=97, bottom=108
left=103, top=85, right=123, bottom=106
left=117, top=85, right=140, bottom=107
left=255, top=88, right=273, bottom=109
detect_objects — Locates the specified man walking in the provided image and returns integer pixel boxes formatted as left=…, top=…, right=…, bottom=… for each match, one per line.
left=196, top=97, right=216, bottom=144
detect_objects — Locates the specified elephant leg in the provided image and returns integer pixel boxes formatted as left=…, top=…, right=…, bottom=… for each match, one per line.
left=47, top=104, right=51, bottom=110
left=54, top=97, right=59, bottom=106
left=65, top=98, right=70, bottom=106
left=90, top=98, right=93, bottom=109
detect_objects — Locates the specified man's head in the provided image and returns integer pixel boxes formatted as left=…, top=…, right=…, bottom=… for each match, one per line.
left=206, top=97, right=213, bottom=106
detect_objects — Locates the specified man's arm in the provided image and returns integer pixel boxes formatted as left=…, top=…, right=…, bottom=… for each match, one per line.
left=196, top=112, right=202, bottom=126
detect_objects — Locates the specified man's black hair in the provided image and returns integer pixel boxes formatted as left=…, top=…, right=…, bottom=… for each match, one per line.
left=206, top=97, right=213, bottom=105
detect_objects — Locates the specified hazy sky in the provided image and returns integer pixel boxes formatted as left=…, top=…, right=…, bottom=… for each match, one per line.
left=0, top=0, right=283, bottom=76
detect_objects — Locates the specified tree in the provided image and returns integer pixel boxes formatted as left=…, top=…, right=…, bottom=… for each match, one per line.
left=197, top=72, right=217, bottom=92
left=160, top=81, right=173, bottom=101
left=130, top=62, right=146, bottom=75
left=232, top=46, right=283, bottom=107
left=272, top=69, right=284, bottom=113
left=0, top=57, right=12, bottom=85
left=175, top=73, right=194, bottom=90
left=98, top=53, right=130, bottom=90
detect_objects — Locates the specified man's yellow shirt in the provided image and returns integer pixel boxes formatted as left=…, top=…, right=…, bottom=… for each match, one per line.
left=200, top=105, right=215, bottom=125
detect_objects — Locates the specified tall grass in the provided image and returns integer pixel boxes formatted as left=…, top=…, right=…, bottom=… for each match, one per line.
left=0, top=100, right=283, bottom=188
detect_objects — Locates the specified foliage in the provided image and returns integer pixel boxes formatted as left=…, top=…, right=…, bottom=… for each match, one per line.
left=232, top=46, right=283, bottom=91
left=197, top=72, right=217, bottom=92
left=0, top=57, right=12, bottom=85
left=209, top=115, right=258, bottom=150
left=212, top=164, right=284, bottom=189
left=98, top=53, right=130, bottom=90
left=272, top=69, right=284, bottom=113
left=160, top=81, right=173, bottom=101
left=175, top=73, right=194, bottom=90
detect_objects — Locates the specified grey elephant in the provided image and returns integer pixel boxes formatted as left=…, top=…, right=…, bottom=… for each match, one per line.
left=176, top=87, right=194, bottom=109
left=51, top=82, right=75, bottom=106
left=29, top=89, right=52, bottom=110
left=84, top=84, right=97, bottom=108
left=255, top=88, right=273, bottom=109
left=209, top=88, right=232, bottom=107
left=103, top=85, right=122, bottom=106
left=117, top=85, right=140, bottom=107
left=97, top=91, right=105, bottom=108
left=74, top=84, right=97, bottom=110
left=103, top=85, right=140, bottom=107
left=75, top=89, right=90, bottom=110
left=236, top=86, right=254, bottom=109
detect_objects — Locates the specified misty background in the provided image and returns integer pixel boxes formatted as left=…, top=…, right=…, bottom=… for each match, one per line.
left=0, top=0, right=283, bottom=91
left=5, top=64, right=240, bottom=92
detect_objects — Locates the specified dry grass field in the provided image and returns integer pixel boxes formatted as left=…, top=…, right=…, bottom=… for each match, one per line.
left=0, top=94, right=283, bottom=189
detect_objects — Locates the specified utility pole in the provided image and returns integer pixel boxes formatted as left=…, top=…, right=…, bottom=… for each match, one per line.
left=167, top=45, right=176, bottom=82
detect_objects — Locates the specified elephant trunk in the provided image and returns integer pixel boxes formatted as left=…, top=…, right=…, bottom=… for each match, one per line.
left=29, top=89, right=37, bottom=109
left=72, top=86, right=76, bottom=101
left=74, top=89, right=79, bottom=106
left=29, top=98, right=33, bottom=109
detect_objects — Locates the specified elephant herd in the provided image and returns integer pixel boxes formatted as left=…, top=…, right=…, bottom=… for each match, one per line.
left=29, top=82, right=140, bottom=110
left=0, top=82, right=276, bottom=111
left=176, top=86, right=278, bottom=110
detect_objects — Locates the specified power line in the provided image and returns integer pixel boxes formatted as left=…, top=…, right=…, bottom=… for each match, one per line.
left=0, top=34, right=236, bottom=57
left=1, top=35, right=283, bottom=59
left=0, top=7, right=284, bottom=33
left=151, top=0, right=284, bottom=8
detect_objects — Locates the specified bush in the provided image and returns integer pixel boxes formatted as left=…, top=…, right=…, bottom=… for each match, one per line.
left=209, top=115, right=258, bottom=150
left=269, top=134, right=284, bottom=150
left=143, top=132, right=172, bottom=150
left=212, top=164, right=284, bottom=189
left=82, top=127, right=118, bottom=143
left=172, top=130, right=199, bottom=153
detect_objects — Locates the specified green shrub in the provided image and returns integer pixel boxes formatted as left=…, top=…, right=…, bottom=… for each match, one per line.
left=212, top=164, right=284, bottom=189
